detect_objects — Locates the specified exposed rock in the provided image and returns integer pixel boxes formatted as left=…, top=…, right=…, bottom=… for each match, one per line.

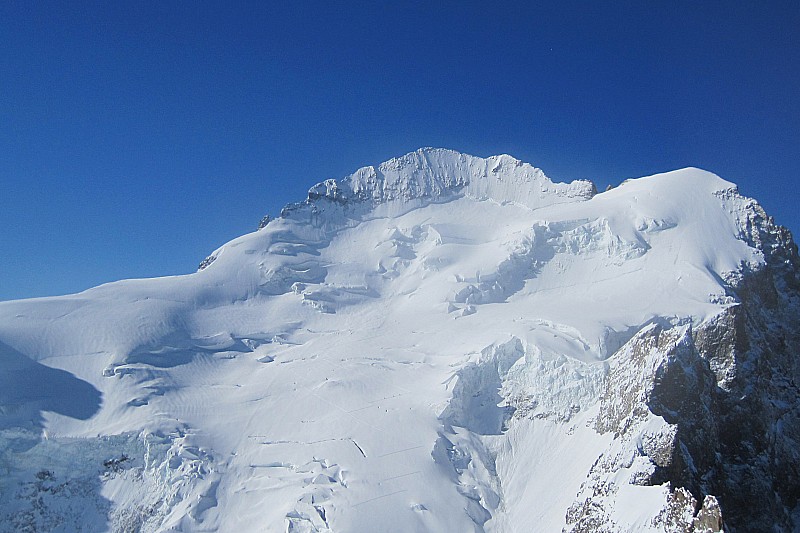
left=197, top=253, right=216, bottom=271
left=258, top=214, right=272, bottom=230
left=569, top=205, right=800, bottom=532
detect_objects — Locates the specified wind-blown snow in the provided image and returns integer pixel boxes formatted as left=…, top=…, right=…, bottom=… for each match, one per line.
left=0, top=148, right=766, bottom=531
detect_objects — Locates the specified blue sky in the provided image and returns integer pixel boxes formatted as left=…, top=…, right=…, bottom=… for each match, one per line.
left=1, top=1, right=798, bottom=301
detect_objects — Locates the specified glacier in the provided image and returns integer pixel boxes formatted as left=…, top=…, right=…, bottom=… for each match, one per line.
left=1, top=148, right=798, bottom=532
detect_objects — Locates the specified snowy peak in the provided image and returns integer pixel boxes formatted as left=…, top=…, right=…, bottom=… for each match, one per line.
left=2, top=149, right=799, bottom=532
left=297, top=148, right=596, bottom=214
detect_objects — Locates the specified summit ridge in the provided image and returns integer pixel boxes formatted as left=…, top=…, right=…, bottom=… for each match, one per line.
left=282, top=148, right=595, bottom=220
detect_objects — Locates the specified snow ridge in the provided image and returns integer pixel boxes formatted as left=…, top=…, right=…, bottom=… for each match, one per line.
left=281, top=148, right=596, bottom=218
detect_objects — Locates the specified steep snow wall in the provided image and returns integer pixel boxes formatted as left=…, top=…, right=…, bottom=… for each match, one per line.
left=279, top=148, right=595, bottom=222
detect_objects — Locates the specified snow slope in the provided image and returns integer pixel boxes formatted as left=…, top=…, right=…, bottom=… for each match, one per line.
left=0, top=148, right=795, bottom=532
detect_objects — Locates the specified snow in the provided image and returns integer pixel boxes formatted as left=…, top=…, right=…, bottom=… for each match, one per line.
left=0, top=148, right=756, bottom=531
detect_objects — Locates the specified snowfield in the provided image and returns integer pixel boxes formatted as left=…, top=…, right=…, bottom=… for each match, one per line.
left=1, top=148, right=797, bottom=532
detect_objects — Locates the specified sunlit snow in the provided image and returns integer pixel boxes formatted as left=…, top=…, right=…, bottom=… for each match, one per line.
left=0, top=148, right=762, bottom=531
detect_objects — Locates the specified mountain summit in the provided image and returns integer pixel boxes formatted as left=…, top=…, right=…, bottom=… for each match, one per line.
left=296, top=147, right=595, bottom=207
left=1, top=149, right=798, bottom=532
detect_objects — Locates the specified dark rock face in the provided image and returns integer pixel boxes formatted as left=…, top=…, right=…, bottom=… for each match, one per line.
left=570, top=199, right=800, bottom=532
left=566, top=323, right=718, bottom=532
left=687, top=210, right=800, bottom=532
left=643, top=326, right=719, bottom=497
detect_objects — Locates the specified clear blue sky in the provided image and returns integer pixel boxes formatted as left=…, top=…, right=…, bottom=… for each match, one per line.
left=1, top=1, right=798, bottom=301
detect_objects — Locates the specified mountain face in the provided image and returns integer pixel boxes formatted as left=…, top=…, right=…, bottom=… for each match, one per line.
left=1, top=148, right=798, bottom=532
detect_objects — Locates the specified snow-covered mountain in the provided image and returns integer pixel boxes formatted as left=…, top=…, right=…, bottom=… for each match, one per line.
left=1, top=148, right=798, bottom=532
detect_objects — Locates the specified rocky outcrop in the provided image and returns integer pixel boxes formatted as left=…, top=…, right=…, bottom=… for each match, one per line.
left=197, top=253, right=217, bottom=271
left=568, top=205, right=800, bottom=532
left=258, top=214, right=272, bottom=230
left=690, top=204, right=800, bottom=532
left=566, top=323, right=722, bottom=532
